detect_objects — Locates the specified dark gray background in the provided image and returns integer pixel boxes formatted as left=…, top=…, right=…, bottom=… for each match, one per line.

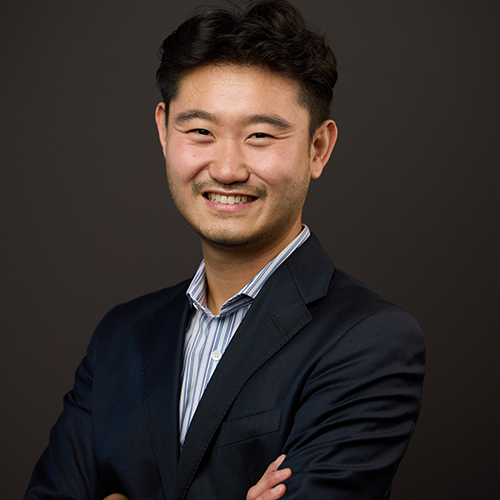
left=1, top=0, right=499, bottom=498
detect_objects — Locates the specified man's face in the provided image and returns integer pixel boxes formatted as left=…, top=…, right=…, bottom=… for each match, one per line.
left=156, top=64, right=336, bottom=254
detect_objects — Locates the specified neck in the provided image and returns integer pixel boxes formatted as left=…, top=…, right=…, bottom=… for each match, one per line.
left=201, top=227, right=302, bottom=315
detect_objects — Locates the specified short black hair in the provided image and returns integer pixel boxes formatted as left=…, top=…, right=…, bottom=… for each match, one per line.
left=156, top=0, right=337, bottom=138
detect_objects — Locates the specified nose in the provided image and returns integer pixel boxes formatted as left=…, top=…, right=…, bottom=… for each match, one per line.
left=208, top=139, right=250, bottom=185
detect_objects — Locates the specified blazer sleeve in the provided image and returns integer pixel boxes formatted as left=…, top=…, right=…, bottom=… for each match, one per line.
left=24, top=315, right=108, bottom=500
left=281, top=308, right=425, bottom=500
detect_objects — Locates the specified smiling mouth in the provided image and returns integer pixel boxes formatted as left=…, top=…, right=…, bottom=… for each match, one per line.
left=205, top=193, right=255, bottom=205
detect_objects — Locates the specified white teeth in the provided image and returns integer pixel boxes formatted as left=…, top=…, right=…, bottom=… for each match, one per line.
left=207, top=193, right=252, bottom=204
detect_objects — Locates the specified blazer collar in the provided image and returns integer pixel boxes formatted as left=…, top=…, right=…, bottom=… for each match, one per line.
left=174, top=234, right=335, bottom=500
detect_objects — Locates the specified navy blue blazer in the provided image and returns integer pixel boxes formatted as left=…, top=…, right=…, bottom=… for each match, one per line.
left=25, top=234, right=425, bottom=500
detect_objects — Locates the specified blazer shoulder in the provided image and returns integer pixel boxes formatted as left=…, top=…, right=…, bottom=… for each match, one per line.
left=331, top=267, right=411, bottom=315
left=88, top=279, right=191, bottom=359
left=285, top=233, right=421, bottom=335
left=324, top=267, right=424, bottom=353
left=110, top=279, right=191, bottom=318
left=287, top=234, right=413, bottom=318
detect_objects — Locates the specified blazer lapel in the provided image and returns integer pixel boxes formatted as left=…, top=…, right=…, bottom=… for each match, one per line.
left=174, top=235, right=335, bottom=500
left=142, top=283, right=191, bottom=500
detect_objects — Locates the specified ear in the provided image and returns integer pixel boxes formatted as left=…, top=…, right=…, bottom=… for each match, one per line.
left=155, top=102, right=168, bottom=153
left=310, top=120, right=338, bottom=179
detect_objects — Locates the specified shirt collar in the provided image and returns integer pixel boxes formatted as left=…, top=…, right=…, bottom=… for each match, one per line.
left=186, top=225, right=311, bottom=316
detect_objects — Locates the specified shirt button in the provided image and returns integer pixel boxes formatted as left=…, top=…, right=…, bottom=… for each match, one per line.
left=211, top=350, right=222, bottom=361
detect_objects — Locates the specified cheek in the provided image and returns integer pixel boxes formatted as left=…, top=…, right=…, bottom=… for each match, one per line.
left=166, top=142, right=207, bottom=183
left=249, top=146, right=309, bottom=186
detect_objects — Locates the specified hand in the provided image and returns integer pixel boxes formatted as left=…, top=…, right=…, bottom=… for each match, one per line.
left=246, top=454, right=292, bottom=500
left=101, top=455, right=292, bottom=500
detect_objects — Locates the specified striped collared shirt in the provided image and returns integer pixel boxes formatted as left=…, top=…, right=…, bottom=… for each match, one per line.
left=179, top=226, right=310, bottom=444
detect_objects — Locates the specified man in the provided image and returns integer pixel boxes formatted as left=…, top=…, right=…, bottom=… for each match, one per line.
left=25, top=1, right=425, bottom=499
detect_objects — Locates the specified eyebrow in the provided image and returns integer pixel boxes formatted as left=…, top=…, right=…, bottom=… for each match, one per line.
left=174, top=109, right=217, bottom=124
left=173, top=109, right=292, bottom=130
left=243, top=114, right=292, bottom=130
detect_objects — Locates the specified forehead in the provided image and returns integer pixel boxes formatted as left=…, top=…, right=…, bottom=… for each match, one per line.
left=170, top=64, right=309, bottom=123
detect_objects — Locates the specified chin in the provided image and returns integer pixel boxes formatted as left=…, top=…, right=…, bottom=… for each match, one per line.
left=198, top=224, right=296, bottom=254
left=197, top=223, right=280, bottom=249
left=199, top=230, right=254, bottom=249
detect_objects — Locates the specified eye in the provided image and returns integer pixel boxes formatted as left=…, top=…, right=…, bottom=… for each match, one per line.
left=250, top=132, right=271, bottom=139
left=190, top=128, right=212, bottom=136
left=247, top=132, right=274, bottom=146
left=187, top=128, right=214, bottom=142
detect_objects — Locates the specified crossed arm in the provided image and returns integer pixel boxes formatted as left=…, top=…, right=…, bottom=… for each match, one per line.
left=25, top=301, right=424, bottom=498
left=102, top=455, right=292, bottom=500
